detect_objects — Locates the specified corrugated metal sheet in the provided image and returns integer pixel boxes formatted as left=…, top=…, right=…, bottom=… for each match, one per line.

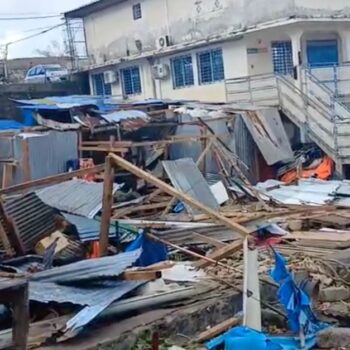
left=2, top=193, right=56, bottom=253
left=234, top=115, right=258, bottom=184
left=241, top=108, right=293, bottom=165
left=100, top=110, right=148, bottom=123
left=31, top=248, right=141, bottom=283
left=162, top=158, right=219, bottom=214
left=29, top=280, right=143, bottom=306
left=62, top=213, right=117, bottom=242
left=9, top=130, right=78, bottom=185
left=63, top=281, right=144, bottom=338
left=36, top=179, right=118, bottom=219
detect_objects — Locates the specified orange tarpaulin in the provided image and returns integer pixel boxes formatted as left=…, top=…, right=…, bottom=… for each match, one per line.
left=281, top=156, right=334, bottom=184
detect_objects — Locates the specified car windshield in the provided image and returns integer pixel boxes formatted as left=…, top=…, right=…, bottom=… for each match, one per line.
left=46, top=67, right=64, bottom=72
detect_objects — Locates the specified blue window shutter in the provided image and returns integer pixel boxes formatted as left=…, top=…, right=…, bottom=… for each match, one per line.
left=93, top=73, right=104, bottom=95
left=212, top=49, right=224, bottom=81
left=307, top=40, right=339, bottom=68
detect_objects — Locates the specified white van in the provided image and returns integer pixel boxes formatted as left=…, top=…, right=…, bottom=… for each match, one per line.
left=25, top=64, right=69, bottom=83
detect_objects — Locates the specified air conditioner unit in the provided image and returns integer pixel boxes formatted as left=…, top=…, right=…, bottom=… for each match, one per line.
left=152, top=64, right=170, bottom=79
left=156, top=35, right=171, bottom=50
left=103, top=70, right=118, bottom=84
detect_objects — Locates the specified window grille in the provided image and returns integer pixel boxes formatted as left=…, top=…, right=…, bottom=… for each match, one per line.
left=92, top=73, right=112, bottom=96
left=197, top=48, right=224, bottom=84
left=121, top=66, right=142, bottom=95
left=171, top=55, right=194, bottom=89
left=271, top=41, right=293, bottom=75
left=133, top=3, right=142, bottom=20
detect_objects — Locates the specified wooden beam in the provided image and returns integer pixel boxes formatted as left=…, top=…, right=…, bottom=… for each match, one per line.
left=109, top=153, right=250, bottom=238
left=2, top=163, right=15, bottom=189
left=121, top=270, right=162, bottom=281
left=21, top=139, right=31, bottom=182
left=192, top=232, right=227, bottom=249
left=99, top=156, right=114, bottom=257
left=0, top=164, right=104, bottom=196
left=109, top=154, right=250, bottom=237
left=195, top=239, right=243, bottom=268
left=195, top=317, right=241, bottom=343
left=112, top=202, right=169, bottom=219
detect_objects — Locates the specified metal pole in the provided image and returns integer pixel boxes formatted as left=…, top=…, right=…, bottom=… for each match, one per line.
left=3, top=44, right=9, bottom=82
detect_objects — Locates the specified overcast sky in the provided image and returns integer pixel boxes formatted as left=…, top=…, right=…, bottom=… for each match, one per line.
left=0, top=0, right=92, bottom=58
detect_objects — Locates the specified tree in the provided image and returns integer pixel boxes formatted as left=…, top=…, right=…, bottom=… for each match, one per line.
left=35, top=39, right=69, bottom=57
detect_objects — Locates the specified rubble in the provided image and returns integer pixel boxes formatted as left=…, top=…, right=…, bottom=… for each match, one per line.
left=1, top=98, right=350, bottom=349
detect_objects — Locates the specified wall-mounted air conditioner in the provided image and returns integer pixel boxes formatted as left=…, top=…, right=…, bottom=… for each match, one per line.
left=152, top=64, right=170, bottom=79
left=103, top=70, right=119, bottom=84
left=156, top=35, right=171, bottom=50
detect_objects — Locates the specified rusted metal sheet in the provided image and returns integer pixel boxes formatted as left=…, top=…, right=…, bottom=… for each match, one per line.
left=2, top=193, right=56, bottom=254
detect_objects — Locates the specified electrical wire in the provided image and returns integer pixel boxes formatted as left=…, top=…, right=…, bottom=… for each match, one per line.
left=0, top=14, right=61, bottom=20
left=4, top=23, right=65, bottom=47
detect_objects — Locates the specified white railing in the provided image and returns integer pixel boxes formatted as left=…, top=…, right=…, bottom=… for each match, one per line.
left=225, top=73, right=279, bottom=106
left=307, top=64, right=350, bottom=98
left=225, top=70, right=350, bottom=163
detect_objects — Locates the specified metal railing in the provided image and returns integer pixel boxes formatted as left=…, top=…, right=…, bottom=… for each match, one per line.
left=224, top=70, right=350, bottom=163
left=225, top=73, right=279, bottom=106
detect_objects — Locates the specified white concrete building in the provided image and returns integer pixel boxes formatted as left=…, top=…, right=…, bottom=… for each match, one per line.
left=65, top=0, right=350, bottom=174
left=65, top=0, right=350, bottom=101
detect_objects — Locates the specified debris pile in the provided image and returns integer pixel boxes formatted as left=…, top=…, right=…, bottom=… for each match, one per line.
left=1, top=98, right=350, bottom=350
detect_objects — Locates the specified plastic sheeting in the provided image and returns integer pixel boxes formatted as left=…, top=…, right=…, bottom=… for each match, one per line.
left=206, top=326, right=317, bottom=350
left=126, top=232, right=167, bottom=267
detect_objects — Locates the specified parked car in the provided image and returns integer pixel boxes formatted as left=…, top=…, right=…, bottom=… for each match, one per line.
left=24, top=64, right=69, bottom=83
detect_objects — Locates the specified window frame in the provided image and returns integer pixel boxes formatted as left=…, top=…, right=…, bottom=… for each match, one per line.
left=92, top=73, right=112, bottom=96
left=170, top=54, right=195, bottom=89
left=271, top=41, right=293, bottom=75
left=132, top=3, right=142, bottom=20
left=197, top=48, right=225, bottom=85
left=121, top=66, right=142, bottom=96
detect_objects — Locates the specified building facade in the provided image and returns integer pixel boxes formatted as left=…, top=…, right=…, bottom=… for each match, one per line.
left=65, top=0, right=350, bottom=102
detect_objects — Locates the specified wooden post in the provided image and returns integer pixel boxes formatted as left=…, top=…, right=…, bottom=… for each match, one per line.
left=21, top=139, right=31, bottom=182
left=99, top=156, right=115, bottom=256
left=109, top=153, right=250, bottom=238
left=12, top=282, right=29, bottom=350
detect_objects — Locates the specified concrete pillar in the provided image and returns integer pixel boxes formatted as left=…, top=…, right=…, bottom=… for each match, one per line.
left=339, top=30, right=350, bottom=64
left=290, top=30, right=303, bottom=89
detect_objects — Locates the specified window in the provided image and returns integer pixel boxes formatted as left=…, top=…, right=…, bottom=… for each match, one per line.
left=271, top=41, right=293, bottom=75
left=306, top=40, right=339, bottom=68
left=171, top=55, right=194, bottom=89
left=92, top=73, right=112, bottom=96
left=133, top=3, right=142, bottom=20
left=121, top=66, right=142, bottom=95
left=197, top=48, right=224, bottom=84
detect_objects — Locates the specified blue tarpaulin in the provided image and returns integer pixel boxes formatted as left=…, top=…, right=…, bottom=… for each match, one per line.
left=206, top=326, right=317, bottom=350
left=271, top=250, right=323, bottom=334
left=126, top=231, right=167, bottom=267
left=0, top=120, right=24, bottom=130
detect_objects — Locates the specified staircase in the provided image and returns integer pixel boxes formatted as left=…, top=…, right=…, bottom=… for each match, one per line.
left=225, top=69, right=350, bottom=172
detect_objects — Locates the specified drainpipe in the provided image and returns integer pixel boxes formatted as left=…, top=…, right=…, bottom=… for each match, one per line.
left=147, top=57, right=157, bottom=99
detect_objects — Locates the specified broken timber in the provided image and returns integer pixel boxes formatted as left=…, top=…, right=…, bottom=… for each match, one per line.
left=0, top=164, right=104, bottom=196
left=108, top=153, right=250, bottom=238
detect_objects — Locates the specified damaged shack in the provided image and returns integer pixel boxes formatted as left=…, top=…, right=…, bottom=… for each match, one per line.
left=0, top=97, right=349, bottom=350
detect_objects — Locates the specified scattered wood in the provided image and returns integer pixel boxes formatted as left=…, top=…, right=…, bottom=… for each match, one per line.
left=109, top=153, right=251, bottom=238
left=113, top=202, right=169, bottom=219
left=0, top=164, right=104, bottom=196
left=121, top=270, right=162, bottom=281
left=195, top=239, right=243, bottom=268
left=99, top=156, right=115, bottom=256
left=195, top=317, right=241, bottom=343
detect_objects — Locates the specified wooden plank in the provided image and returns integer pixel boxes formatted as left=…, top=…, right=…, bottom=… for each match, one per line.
left=109, top=153, right=250, bottom=238
left=99, top=156, right=115, bottom=257
left=1, top=163, right=14, bottom=189
left=21, top=139, right=31, bottom=182
left=0, top=220, right=13, bottom=257
left=0, top=164, right=104, bottom=196
left=121, top=270, right=162, bottom=281
left=195, top=239, right=243, bottom=268
left=192, top=232, right=227, bottom=248
left=113, top=202, right=169, bottom=219
left=79, top=146, right=129, bottom=153
left=195, top=318, right=241, bottom=343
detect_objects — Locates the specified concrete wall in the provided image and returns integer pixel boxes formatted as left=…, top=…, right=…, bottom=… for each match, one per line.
left=81, top=0, right=350, bottom=67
